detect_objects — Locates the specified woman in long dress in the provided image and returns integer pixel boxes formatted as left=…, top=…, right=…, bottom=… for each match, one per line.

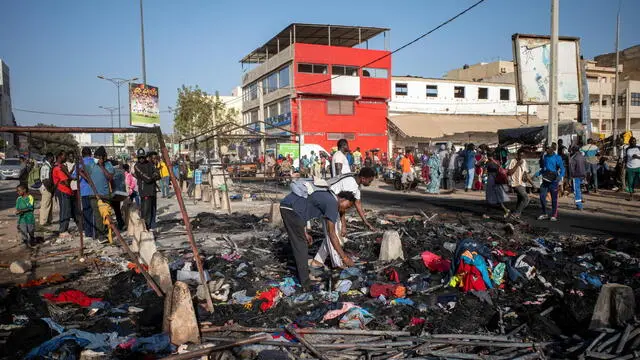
left=485, top=152, right=510, bottom=217
left=426, top=153, right=441, bottom=194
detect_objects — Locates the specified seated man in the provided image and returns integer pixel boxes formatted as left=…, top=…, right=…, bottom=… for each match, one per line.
left=280, top=190, right=356, bottom=289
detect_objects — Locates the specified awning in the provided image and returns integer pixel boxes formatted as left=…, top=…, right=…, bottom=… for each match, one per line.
left=388, top=113, right=543, bottom=143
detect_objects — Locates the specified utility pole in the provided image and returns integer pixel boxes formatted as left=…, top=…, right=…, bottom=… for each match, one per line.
left=212, top=96, right=218, bottom=160
left=612, top=6, right=621, bottom=155
left=548, top=0, right=559, bottom=146
left=257, top=83, right=265, bottom=158
left=140, top=0, right=147, bottom=85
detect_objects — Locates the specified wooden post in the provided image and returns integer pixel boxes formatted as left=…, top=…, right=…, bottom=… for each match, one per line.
left=156, top=127, right=214, bottom=313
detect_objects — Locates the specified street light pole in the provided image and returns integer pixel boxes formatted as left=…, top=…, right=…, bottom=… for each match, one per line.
left=97, top=75, right=139, bottom=128
left=140, top=0, right=147, bottom=85
left=548, top=0, right=559, bottom=146
left=99, top=106, right=118, bottom=148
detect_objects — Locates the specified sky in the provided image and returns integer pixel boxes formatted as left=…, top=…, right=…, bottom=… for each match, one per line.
left=1, top=0, right=639, bottom=137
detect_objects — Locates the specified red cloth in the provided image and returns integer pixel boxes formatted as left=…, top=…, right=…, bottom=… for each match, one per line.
left=52, top=164, right=73, bottom=195
left=43, top=290, right=103, bottom=307
left=385, top=268, right=400, bottom=283
left=421, top=166, right=430, bottom=182
left=410, top=317, right=426, bottom=326
left=256, top=288, right=280, bottom=312
left=421, top=251, right=451, bottom=272
left=370, top=283, right=406, bottom=299
left=457, top=262, right=487, bottom=292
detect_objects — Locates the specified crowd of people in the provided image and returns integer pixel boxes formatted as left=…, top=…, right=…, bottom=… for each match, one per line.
left=13, top=147, right=211, bottom=249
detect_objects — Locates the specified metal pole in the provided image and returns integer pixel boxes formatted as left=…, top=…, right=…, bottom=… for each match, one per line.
left=212, top=97, right=218, bottom=160
left=111, top=110, right=115, bottom=148
left=156, top=127, right=214, bottom=312
left=548, top=0, right=559, bottom=145
left=117, top=84, right=122, bottom=128
left=613, top=7, right=620, bottom=155
left=139, top=0, right=147, bottom=85
left=258, top=82, right=265, bottom=158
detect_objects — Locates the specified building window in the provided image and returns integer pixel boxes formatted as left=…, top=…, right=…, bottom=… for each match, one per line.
left=298, top=63, right=327, bottom=74
left=278, top=66, right=290, bottom=88
left=618, top=94, right=626, bottom=106
left=500, top=89, right=510, bottom=101
left=327, top=100, right=354, bottom=115
left=478, top=87, right=488, bottom=100
left=280, top=99, right=291, bottom=114
left=631, top=93, right=640, bottom=106
left=426, top=85, right=438, bottom=98
left=602, top=99, right=608, bottom=106
left=244, top=82, right=258, bottom=101
left=332, top=65, right=359, bottom=76
left=454, top=86, right=465, bottom=98
left=602, top=122, right=607, bottom=130
left=327, top=133, right=355, bottom=141
left=362, top=67, right=388, bottom=78
left=395, top=83, right=408, bottom=96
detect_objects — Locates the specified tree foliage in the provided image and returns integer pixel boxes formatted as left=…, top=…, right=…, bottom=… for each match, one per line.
left=134, top=133, right=171, bottom=151
left=28, top=123, right=79, bottom=155
left=173, top=86, right=240, bottom=151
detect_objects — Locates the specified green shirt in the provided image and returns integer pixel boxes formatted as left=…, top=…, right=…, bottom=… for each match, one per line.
left=16, top=195, right=35, bottom=224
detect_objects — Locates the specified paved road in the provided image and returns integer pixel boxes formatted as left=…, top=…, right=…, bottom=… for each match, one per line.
left=362, top=183, right=640, bottom=240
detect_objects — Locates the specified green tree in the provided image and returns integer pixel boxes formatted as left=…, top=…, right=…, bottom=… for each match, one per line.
left=173, top=86, right=240, bottom=154
left=134, top=133, right=170, bottom=151
left=28, top=123, right=79, bottom=156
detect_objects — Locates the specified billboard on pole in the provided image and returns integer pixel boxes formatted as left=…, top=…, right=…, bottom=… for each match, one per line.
left=512, top=34, right=582, bottom=105
left=129, top=83, right=160, bottom=127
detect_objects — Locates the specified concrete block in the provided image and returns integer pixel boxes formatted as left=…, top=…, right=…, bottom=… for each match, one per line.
left=127, top=208, right=142, bottom=237
left=164, top=281, right=201, bottom=346
left=149, top=251, right=173, bottom=294
left=270, top=203, right=283, bottom=227
left=202, top=185, right=211, bottom=202
left=138, top=231, right=157, bottom=265
left=221, top=191, right=230, bottom=212
left=590, top=283, right=636, bottom=329
left=379, top=230, right=404, bottom=261
left=80, top=350, right=108, bottom=360
left=10, top=260, right=32, bottom=274
left=213, top=189, right=221, bottom=209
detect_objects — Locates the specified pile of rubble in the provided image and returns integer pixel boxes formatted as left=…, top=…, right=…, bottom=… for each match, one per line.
left=0, top=207, right=639, bottom=359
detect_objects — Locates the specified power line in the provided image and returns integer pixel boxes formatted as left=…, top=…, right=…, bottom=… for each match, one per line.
left=291, top=0, right=487, bottom=91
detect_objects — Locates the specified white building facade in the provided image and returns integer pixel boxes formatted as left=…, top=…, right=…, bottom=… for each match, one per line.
left=389, top=76, right=534, bottom=116
left=0, top=59, right=17, bottom=155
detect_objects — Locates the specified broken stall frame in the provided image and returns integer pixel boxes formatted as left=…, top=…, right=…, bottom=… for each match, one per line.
left=177, top=120, right=301, bottom=191
left=0, top=126, right=215, bottom=312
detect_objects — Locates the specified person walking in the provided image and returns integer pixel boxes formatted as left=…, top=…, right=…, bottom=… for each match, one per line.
left=569, top=146, right=586, bottom=210
left=123, top=164, right=139, bottom=207
left=39, top=152, right=55, bottom=226
left=507, top=148, right=531, bottom=218
left=134, top=149, right=160, bottom=230
left=91, top=147, right=116, bottom=235
left=426, top=151, right=441, bottom=194
left=463, top=144, right=476, bottom=192
left=485, top=152, right=510, bottom=218
left=624, top=137, right=640, bottom=201
left=536, top=144, right=565, bottom=221
left=158, top=158, right=170, bottom=198
left=52, top=151, right=74, bottom=238
left=581, top=139, right=600, bottom=193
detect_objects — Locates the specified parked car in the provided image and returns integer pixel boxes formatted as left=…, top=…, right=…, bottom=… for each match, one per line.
left=0, top=158, right=23, bottom=180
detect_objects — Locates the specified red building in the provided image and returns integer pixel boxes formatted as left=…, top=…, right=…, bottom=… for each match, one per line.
left=240, top=24, right=391, bottom=153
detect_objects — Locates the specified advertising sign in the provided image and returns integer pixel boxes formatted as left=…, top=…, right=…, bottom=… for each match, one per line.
left=277, top=143, right=300, bottom=161
left=129, top=83, right=160, bottom=127
left=512, top=34, right=582, bottom=105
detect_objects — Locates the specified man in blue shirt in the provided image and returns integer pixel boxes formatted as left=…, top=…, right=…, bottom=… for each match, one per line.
left=463, top=144, right=476, bottom=191
left=535, top=144, right=565, bottom=221
left=280, top=190, right=356, bottom=289
left=90, top=147, right=115, bottom=236
left=77, top=147, right=98, bottom=239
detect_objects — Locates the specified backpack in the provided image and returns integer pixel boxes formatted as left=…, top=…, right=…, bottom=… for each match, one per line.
left=290, top=173, right=355, bottom=198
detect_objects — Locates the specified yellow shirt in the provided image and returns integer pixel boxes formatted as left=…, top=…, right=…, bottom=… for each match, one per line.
left=158, top=161, right=169, bottom=178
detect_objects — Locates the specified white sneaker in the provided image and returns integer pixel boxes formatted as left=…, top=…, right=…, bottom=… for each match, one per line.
left=550, top=217, right=558, bottom=222
left=538, top=214, right=549, bottom=220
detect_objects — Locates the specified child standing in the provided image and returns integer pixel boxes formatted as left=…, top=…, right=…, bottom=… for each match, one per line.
left=16, top=184, right=35, bottom=248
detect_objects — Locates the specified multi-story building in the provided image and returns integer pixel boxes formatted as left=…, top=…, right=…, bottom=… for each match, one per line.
left=387, top=75, right=539, bottom=151
left=0, top=59, right=17, bottom=155
left=240, top=23, right=391, bottom=153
